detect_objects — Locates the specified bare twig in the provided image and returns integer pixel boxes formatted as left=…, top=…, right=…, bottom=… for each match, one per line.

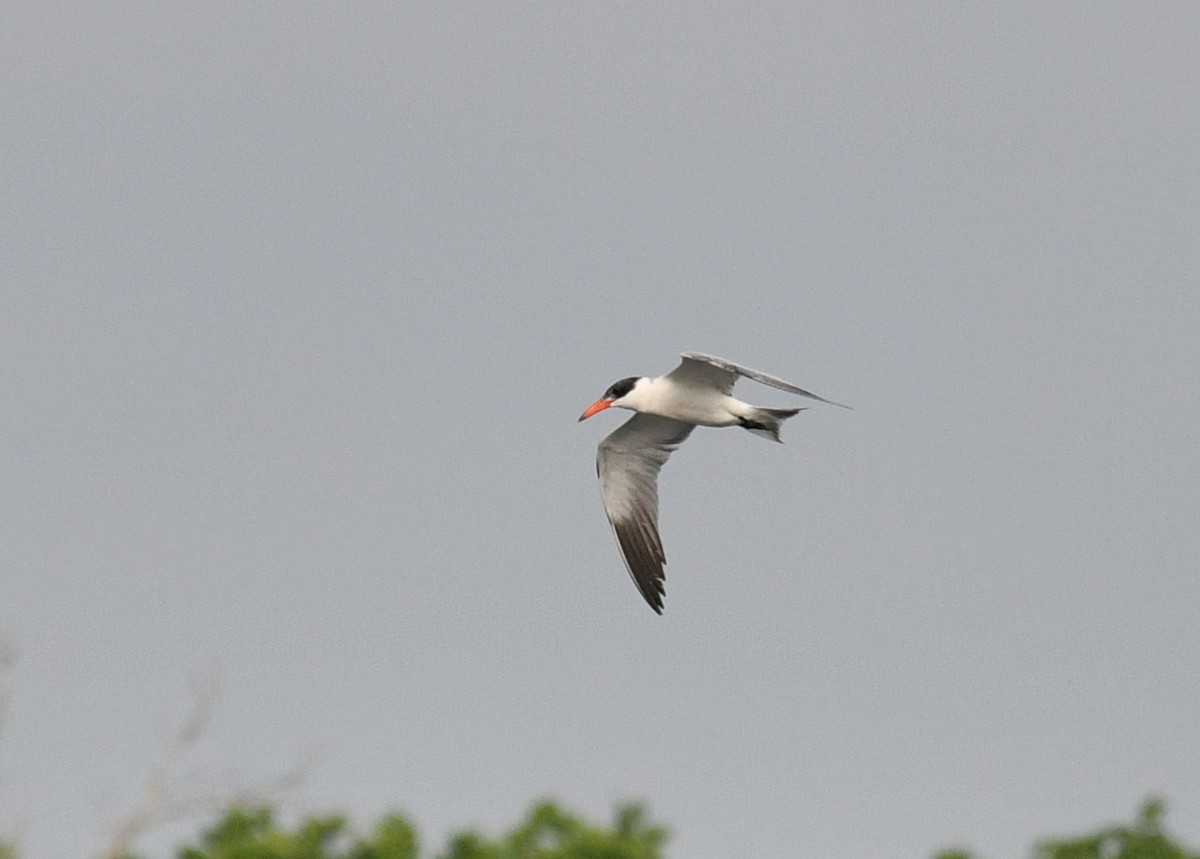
left=0, top=646, right=307, bottom=859
left=100, top=671, right=222, bottom=859
left=0, top=640, right=21, bottom=859
left=100, top=672, right=307, bottom=859
left=0, top=640, right=15, bottom=749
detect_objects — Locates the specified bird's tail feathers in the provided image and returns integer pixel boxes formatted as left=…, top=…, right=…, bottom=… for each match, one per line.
left=737, top=406, right=805, bottom=443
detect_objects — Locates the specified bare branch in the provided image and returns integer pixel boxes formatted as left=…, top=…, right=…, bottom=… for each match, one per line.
left=100, top=671, right=306, bottom=859
left=0, top=640, right=15, bottom=749
left=0, top=641, right=21, bottom=859
left=100, top=672, right=222, bottom=859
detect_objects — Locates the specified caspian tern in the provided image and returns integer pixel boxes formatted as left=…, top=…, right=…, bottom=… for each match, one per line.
left=578, top=352, right=848, bottom=614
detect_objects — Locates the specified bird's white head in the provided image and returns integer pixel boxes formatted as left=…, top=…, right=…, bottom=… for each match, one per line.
left=578, top=376, right=649, bottom=421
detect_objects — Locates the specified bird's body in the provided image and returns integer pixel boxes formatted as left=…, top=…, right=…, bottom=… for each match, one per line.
left=601, top=374, right=757, bottom=427
left=579, top=352, right=847, bottom=614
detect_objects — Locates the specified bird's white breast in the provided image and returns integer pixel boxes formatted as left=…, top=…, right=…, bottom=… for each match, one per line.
left=637, top=376, right=742, bottom=427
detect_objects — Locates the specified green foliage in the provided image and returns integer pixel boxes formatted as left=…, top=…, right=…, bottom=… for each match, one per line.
left=436, top=801, right=667, bottom=859
left=172, top=806, right=416, bottom=859
left=6, top=793, right=1193, bottom=859
left=1034, top=798, right=1199, bottom=859
left=363, top=815, right=421, bottom=859
left=141, top=801, right=663, bottom=859
left=932, top=798, right=1199, bottom=859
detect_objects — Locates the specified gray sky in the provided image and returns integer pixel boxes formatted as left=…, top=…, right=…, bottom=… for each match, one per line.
left=3, top=4, right=1199, bottom=858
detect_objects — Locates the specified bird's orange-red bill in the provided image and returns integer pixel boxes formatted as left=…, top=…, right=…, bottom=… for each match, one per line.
left=578, top=399, right=612, bottom=421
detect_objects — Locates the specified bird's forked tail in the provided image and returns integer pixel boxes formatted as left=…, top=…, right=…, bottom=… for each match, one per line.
left=737, top=406, right=805, bottom=443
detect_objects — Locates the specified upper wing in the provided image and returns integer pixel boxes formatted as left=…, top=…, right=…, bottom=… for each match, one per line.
left=596, top=413, right=695, bottom=614
left=664, top=353, right=740, bottom=394
left=673, top=352, right=850, bottom=408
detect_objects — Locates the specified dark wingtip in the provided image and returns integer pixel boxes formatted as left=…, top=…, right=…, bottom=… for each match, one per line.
left=641, top=586, right=665, bottom=614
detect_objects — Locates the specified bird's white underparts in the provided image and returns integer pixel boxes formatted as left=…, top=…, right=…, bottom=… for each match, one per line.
left=578, top=352, right=848, bottom=615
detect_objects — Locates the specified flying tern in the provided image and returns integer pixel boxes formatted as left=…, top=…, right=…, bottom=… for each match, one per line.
left=578, top=352, right=848, bottom=614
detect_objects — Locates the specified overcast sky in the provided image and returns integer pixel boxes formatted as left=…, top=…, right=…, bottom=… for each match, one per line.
left=3, top=4, right=1199, bottom=858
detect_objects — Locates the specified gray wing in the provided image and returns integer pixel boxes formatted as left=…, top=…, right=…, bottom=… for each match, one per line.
left=596, top=413, right=695, bottom=614
left=673, top=352, right=850, bottom=408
